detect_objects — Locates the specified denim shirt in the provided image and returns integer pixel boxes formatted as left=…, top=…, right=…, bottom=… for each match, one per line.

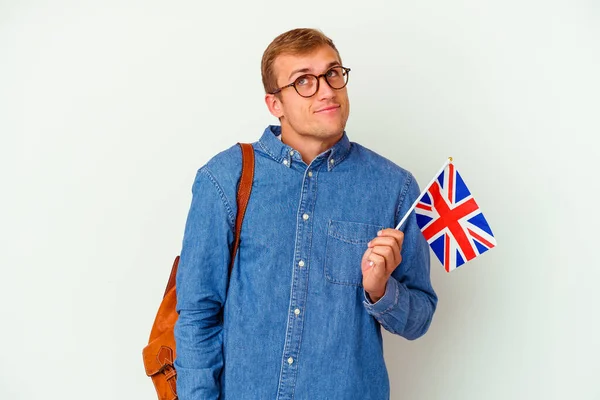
left=174, top=125, right=437, bottom=400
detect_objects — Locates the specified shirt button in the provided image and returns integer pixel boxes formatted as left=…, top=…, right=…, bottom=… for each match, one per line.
left=290, top=150, right=295, bottom=156
left=294, top=308, right=300, bottom=316
left=308, top=171, right=313, bottom=177
left=298, top=260, right=305, bottom=267
left=330, top=159, right=335, bottom=164
left=288, top=357, right=294, bottom=365
left=302, top=213, right=309, bottom=221
left=283, top=159, right=288, bottom=166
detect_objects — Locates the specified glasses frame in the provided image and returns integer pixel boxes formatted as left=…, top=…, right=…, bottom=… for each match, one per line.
left=270, top=66, right=351, bottom=98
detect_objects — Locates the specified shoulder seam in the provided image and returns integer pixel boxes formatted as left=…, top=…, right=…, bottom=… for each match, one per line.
left=199, top=166, right=236, bottom=230
left=395, top=172, right=414, bottom=225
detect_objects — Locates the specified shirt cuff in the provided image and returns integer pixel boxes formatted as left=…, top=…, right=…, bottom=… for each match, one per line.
left=362, top=278, right=400, bottom=316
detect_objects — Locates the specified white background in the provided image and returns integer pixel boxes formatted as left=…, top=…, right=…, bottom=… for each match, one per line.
left=1, top=1, right=598, bottom=399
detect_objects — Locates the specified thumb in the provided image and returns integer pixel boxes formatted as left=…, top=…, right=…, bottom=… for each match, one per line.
left=361, top=248, right=374, bottom=272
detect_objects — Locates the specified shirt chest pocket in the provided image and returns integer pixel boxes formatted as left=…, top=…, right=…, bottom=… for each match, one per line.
left=324, top=220, right=385, bottom=287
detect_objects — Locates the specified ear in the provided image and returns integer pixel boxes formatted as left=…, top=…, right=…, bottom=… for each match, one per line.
left=265, top=93, right=284, bottom=119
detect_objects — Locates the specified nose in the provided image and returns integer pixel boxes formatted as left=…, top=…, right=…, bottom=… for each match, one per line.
left=316, top=75, right=335, bottom=99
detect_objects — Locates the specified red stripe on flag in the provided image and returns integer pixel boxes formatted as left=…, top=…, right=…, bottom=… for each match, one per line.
left=467, top=228, right=495, bottom=249
left=416, top=203, right=432, bottom=211
left=422, top=182, right=478, bottom=261
left=444, top=233, right=450, bottom=272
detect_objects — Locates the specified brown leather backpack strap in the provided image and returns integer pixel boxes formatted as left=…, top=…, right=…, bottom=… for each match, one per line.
left=163, top=256, right=180, bottom=298
left=163, top=144, right=254, bottom=297
left=229, top=142, right=255, bottom=276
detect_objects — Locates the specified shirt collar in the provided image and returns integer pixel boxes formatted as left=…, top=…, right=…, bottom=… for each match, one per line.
left=258, top=125, right=352, bottom=171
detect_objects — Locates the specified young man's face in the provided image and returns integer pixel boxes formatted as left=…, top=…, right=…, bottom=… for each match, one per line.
left=267, top=45, right=350, bottom=144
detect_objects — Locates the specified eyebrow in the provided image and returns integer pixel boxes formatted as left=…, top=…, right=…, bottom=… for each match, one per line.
left=288, top=61, right=341, bottom=81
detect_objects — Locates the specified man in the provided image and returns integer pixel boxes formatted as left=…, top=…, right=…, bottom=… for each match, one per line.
left=174, top=28, right=437, bottom=400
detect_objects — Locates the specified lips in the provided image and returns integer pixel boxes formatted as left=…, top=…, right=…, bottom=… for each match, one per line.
left=315, top=105, right=340, bottom=113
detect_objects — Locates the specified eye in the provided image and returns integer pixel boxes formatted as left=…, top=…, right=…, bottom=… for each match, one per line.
left=326, top=68, right=340, bottom=78
left=295, top=75, right=310, bottom=86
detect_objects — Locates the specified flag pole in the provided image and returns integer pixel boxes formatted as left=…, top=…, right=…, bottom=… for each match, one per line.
left=394, top=157, right=453, bottom=231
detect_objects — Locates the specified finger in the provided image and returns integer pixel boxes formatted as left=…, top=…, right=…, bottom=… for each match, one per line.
left=368, top=236, right=400, bottom=251
left=368, top=237, right=402, bottom=264
left=361, top=248, right=373, bottom=270
left=376, top=229, right=404, bottom=248
left=370, top=245, right=400, bottom=270
left=367, top=253, right=387, bottom=279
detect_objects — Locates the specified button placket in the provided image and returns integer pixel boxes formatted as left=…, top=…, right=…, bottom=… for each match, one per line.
left=276, top=159, right=320, bottom=399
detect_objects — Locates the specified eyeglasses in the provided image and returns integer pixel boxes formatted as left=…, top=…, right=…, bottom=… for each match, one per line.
left=270, top=66, right=351, bottom=98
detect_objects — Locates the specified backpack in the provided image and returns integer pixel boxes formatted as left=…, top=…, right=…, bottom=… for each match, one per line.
left=142, top=142, right=255, bottom=400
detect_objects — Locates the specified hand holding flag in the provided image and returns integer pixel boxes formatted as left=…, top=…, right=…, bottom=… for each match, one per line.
left=361, top=228, right=405, bottom=302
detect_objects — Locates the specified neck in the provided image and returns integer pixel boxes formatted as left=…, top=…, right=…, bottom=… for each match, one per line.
left=280, top=127, right=342, bottom=164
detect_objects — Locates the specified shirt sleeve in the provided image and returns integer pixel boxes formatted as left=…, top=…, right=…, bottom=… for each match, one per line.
left=174, top=167, right=235, bottom=400
left=362, top=173, right=438, bottom=340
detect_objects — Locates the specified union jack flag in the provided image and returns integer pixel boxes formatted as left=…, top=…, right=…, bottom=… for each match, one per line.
left=414, top=161, right=496, bottom=272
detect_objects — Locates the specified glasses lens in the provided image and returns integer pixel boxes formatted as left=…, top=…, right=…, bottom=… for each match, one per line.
left=295, top=75, right=318, bottom=97
left=325, top=67, right=348, bottom=89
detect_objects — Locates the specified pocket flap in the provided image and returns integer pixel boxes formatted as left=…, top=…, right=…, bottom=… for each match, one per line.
left=328, top=219, right=384, bottom=244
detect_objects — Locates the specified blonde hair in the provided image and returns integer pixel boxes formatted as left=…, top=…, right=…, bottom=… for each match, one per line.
left=261, top=28, right=342, bottom=94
